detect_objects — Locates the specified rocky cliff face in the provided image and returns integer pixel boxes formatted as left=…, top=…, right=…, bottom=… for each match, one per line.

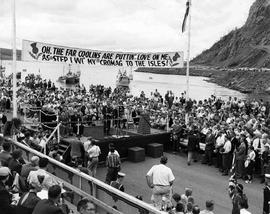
left=192, top=0, right=270, bottom=68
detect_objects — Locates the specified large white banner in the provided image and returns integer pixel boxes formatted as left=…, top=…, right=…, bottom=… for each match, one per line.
left=22, top=40, right=184, bottom=68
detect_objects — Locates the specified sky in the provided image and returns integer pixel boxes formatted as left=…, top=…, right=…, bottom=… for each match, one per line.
left=0, top=0, right=255, bottom=59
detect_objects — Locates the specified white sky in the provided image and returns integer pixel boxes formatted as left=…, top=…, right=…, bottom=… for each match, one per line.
left=0, top=0, right=255, bottom=59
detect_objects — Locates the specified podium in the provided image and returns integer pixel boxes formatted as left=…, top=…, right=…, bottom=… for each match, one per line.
left=137, top=113, right=150, bottom=135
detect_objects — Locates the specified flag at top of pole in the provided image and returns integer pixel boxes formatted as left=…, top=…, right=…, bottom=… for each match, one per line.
left=182, top=0, right=190, bottom=33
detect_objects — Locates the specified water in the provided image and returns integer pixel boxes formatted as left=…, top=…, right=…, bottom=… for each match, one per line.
left=2, top=60, right=246, bottom=100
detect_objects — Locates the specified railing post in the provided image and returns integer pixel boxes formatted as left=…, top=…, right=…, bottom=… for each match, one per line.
left=57, top=113, right=60, bottom=143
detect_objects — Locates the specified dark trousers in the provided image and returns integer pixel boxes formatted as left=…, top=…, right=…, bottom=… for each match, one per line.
left=105, top=167, right=119, bottom=184
left=246, top=160, right=255, bottom=181
left=204, top=148, right=213, bottom=165
left=222, top=153, right=232, bottom=174
left=216, top=152, right=223, bottom=169
left=235, top=159, right=245, bottom=178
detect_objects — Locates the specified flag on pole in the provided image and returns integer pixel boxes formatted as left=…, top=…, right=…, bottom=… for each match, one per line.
left=182, top=0, right=190, bottom=33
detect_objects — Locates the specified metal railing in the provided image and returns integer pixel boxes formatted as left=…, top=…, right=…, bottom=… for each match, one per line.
left=7, top=137, right=163, bottom=214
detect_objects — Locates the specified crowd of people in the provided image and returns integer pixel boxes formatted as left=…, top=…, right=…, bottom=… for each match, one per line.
left=1, top=73, right=270, bottom=213
left=0, top=141, right=97, bottom=214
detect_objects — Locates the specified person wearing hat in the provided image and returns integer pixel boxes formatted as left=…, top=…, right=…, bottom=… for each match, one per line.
left=263, top=174, right=270, bottom=214
left=229, top=183, right=248, bottom=214
left=146, top=156, right=175, bottom=210
left=110, top=172, right=125, bottom=202
left=0, top=167, right=11, bottom=190
left=261, top=144, right=270, bottom=183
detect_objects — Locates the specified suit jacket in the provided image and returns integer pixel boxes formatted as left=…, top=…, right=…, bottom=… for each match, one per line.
left=187, top=132, right=200, bottom=152
left=32, top=199, right=64, bottom=214
left=0, top=151, right=11, bottom=166
left=16, top=192, right=41, bottom=214
left=264, top=186, right=270, bottom=213
left=8, top=158, right=22, bottom=175
left=235, top=142, right=246, bottom=161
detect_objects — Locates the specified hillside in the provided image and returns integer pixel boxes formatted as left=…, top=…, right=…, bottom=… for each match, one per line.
left=192, top=0, right=270, bottom=68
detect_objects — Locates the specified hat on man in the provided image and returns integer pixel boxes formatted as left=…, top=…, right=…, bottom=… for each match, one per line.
left=118, top=172, right=126, bottom=177
left=265, top=174, right=270, bottom=179
left=0, top=167, right=11, bottom=177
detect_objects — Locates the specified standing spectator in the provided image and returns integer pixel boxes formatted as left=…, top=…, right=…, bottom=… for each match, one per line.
left=0, top=142, right=12, bottom=166
left=261, top=144, right=270, bottom=183
left=187, top=126, right=200, bottom=165
left=221, top=135, right=232, bottom=176
left=229, top=183, right=248, bottom=214
left=203, top=128, right=215, bottom=165
left=244, top=146, right=256, bottom=183
left=235, top=137, right=247, bottom=179
left=105, top=145, right=121, bottom=184
left=70, top=136, right=84, bottom=163
left=110, top=172, right=125, bottom=202
left=87, top=140, right=101, bottom=178
left=146, top=156, right=175, bottom=210
left=199, top=200, right=214, bottom=214
left=263, top=174, right=270, bottom=214
left=77, top=198, right=96, bottom=214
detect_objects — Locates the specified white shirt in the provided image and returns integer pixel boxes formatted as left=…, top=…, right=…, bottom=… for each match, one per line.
left=216, top=134, right=225, bottom=148
left=146, top=164, right=175, bottom=186
left=27, top=168, right=58, bottom=190
left=240, top=209, right=251, bottom=214
left=223, top=140, right=232, bottom=153
left=88, top=145, right=101, bottom=158
left=252, top=138, right=262, bottom=153
left=108, top=150, right=120, bottom=157
left=83, top=140, right=92, bottom=152
left=200, top=210, right=214, bottom=214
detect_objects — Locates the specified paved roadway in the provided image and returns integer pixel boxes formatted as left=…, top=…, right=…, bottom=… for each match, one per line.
left=96, top=152, right=261, bottom=214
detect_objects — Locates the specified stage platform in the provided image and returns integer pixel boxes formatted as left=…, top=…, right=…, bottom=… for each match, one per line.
left=61, top=125, right=172, bottom=162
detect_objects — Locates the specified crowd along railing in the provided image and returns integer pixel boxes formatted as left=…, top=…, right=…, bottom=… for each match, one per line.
left=8, top=137, right=164, bottom=214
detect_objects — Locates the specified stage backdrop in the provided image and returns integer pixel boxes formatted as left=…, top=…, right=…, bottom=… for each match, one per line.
left=22, top=40, right=184, bottom=68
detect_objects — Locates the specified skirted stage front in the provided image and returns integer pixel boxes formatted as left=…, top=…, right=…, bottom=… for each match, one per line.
left=61, top=130, right=172, bottom=162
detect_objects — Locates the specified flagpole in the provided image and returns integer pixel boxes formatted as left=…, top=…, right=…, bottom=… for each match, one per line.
left=12, top=0, right=17, bottom=118
left=186, top=0, right=191, bottom=101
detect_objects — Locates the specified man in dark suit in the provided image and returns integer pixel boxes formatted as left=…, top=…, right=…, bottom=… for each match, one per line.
left=263, top=174, right=270, bottom=214
left=32, top=185, right=67, bottom=214
left=0, top=142, right=12, bottom=166
left=187, top=126, right=200, bottom=166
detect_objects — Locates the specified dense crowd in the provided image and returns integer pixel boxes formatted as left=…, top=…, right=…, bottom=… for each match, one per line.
left=1, top=74, right=270, bottom=213
left=0, top=141, right=96, bottom=214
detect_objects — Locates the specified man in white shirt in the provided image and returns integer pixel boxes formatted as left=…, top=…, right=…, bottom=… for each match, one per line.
left=221, top=135, right=232, bottom=176
left=146, top=156, right=175, bottom=210
left=28, top=157, right=58, bottom=190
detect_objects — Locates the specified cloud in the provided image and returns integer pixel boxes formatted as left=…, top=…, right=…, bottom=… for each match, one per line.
left=0, top=0, right=256, bottom=58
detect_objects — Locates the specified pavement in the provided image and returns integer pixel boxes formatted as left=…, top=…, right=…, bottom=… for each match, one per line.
left=95, top=152, right=261, bottom=214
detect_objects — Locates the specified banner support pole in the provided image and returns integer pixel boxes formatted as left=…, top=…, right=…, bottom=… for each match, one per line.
left=186, top=0, right=191, bottom=101
left=12, top=0, right=17, bottom=118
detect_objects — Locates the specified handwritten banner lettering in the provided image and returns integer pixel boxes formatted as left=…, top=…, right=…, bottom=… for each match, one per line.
left=22, top=40, right=184, bottom=68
